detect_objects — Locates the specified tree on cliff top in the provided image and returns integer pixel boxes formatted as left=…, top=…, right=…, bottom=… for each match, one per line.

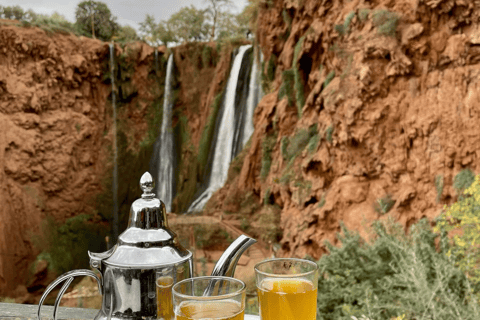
left=167, top=6, right=210, bottom=43
left=204, top=0, right=233, bottom=40
left=75, top=0, right=118, bottom=41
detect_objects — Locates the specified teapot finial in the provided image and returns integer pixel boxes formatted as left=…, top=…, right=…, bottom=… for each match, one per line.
left=140, top=172, right=155, bottom=198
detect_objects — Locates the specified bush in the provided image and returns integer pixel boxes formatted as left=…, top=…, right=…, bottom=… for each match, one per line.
left=282, top=125, right=318, bottom=162
left=32, top=215, right=107, bottom=275
left=278, top=69, right=295, bottom=106
left=325, top=125, right=334, bottom=143
left=293, top=36, right=306, bottom=117
left=435, top=174, right=444, bottom=203
left=453, top=168, right=475, bottom=197
left=324, top=71, right=335, bottom=89
left=317, top=219, right=480, bottom=320
left=435, top=175, right=480, bottom=285
left=260, top=134, right=277, bottom=180
left=374, top=194, right=395, bottom=215
left=372, top=10, right=399, bottom=37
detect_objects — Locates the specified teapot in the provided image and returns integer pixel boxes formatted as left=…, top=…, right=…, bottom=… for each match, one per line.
left=37, top=172, right=256, bottom=320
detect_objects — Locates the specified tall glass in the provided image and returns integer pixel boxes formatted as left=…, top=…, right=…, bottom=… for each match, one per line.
left=172, top=276, right=246, bottom=320
left=156, top=273, right=174, bottom=320
left=255, top=258, right=319, bottom=320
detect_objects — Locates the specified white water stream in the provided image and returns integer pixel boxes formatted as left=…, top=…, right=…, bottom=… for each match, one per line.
left=156, top=54, right=175, bottom=212
left=188, top=45, right=252, bottom=212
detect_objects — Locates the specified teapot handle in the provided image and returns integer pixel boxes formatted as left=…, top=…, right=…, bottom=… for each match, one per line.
left=37, top=269, right=102, bottom=320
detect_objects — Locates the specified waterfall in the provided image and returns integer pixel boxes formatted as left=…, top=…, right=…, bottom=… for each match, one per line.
left=242, top=51, right=260, bottom=147
left=156, top=54, right=175, bottom=212
left=188, top=45, right=252, bottom=212
left=110, top=43, right=119, bottom=241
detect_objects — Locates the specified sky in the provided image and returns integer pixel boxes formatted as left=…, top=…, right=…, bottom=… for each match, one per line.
left=0, top=0, right=249, bottom=31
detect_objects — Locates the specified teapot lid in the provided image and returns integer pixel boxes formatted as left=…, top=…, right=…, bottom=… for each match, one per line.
left=90, top=172, right=191, bottom=268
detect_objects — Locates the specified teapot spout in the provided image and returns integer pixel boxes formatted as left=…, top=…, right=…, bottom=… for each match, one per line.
left=210, top=234, right=257, bottom=277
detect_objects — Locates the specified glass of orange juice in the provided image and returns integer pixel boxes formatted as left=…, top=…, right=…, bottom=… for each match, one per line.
left=255, top=258, right=318, bottom=320
left=172, top=276, right=246, bottom=320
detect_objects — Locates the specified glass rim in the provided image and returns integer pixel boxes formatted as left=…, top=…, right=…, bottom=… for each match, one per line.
left=172, top=276, right=246, bottom=301
left=254, top=257, right=319, bottom=278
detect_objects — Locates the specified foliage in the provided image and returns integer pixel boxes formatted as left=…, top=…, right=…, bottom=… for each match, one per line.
left=198, top=92, right=224, bottom=178
left=324, top=71, right=336, bottom=89
left=293, top=36, right=306, bottom=117
left=29, top=12, right=79, bottom=35
left=0, top=5, right=24, bottom=20
left=260, top=133, right=277, bottom=180
left=372, top=9, right=399, bottom=37
left=453, top=168, right=475, bottom=197
left=374, top=194, right=395, bottom=215
left=358, top=9, right=370, bottom=22
left=194, top=224, right=232, bottom=249
left=32, top=215, right=107, bottom=275
left=168, top=5, right=210, bottom=43
left=434, top=175, right=480, bottom=285
left=282, top=125, right=318, bottom=162
left=215, top=11, right=247, bottom=42
left=335, top=11, right=356, bottom=36
left=435, top=174, right=444, bottom=203
left=278, top=69, right=295, bottom=106
left=256, top=205, right=282, bottom=243
left=261, top=54, right=276, bottom=93
left=115, top=25, right=139, bottom=42
left=325, top=125, right=334, bottom=143
left=317, top=219, right=480, bottom=320
left=75, top=1, right=119, bottom=41
left=204, top=0, right=233, bottom=40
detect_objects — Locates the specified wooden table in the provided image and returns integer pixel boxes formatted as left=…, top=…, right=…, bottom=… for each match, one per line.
left=0, top=303, right=260, bottom=319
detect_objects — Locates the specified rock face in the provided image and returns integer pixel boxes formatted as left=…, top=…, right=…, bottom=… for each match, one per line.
left=0, top=24, right=164, bottom=297
left=209, top=0, right=480, bottom=259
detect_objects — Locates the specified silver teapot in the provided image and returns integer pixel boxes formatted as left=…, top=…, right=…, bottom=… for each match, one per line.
left=37, top=172, right=256, bottom=320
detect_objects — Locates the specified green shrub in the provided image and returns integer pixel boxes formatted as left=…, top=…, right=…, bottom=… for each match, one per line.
left=374, top=194, right=395, bottom=214
left=198, top=92, right=224, bottom=177
left=453, top=168, right=475, bottom=197
left=260, top=134, right=277, bottom=180
left=194, top=224, right=232, bottom=250
left=293, top=36, right=306, bottom=117
left=278, top=69, right=295, bottom=106
left=317, top=219, right=480, bottom=320
left=282, top=9, right=292, bottom=28
left=335, top=11, right=355, bottom=36
left=435, top=175, right=480, bottom=285
left=324, top=71, right=335, bottom=89
left=358, top=9, right=370, bottom=22
left=435, top=174, right=444, bottom=203
left=284, top=128, right=310, bottom=161
left=325, top=125, right=334, bottom=143
left=372, top=10, right=399, bottom=37
left=264, top=187, right=272, bottom=205
left=201, top=45, right=214, bottom=68
left=32, top=215, right=107, bottom=275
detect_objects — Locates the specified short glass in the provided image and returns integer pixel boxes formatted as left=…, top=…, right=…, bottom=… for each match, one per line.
left=172, top=276, right=246, bottom=320
left=255, top=258, right=319, bottom=320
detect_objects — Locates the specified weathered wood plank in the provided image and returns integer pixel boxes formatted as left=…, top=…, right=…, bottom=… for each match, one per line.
left=0, top=303, right=98, bottom=320
left=0, top=303, right=260, bottom=320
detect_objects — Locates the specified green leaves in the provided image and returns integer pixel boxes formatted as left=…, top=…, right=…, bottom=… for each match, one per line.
left=75, top=1, right=119, bottom=41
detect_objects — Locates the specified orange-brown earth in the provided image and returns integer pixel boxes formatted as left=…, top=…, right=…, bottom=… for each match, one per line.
left=207, top=0, right=480, bottom=259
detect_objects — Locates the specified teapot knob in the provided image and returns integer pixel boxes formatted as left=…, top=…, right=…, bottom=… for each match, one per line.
left=140, top=172, right=155, bottom=199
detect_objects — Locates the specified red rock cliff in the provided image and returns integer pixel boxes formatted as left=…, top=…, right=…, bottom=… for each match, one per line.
left=208, top=0, right=480, bottom=259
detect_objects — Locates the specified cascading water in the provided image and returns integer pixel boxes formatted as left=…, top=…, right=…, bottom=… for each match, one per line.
left=188, top=45, right=252, bottom=212
left=155, top=54, right=175, bottom=212
left=242, top=50, right=261, bottom=147
left=109, top=42, right=119, bottom=241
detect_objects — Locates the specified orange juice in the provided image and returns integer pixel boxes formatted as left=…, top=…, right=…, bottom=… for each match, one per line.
left=156, top=276, right=174, bottom=320
left=175, top=300, right=244, bottom=320
left=257, top=278, right=317, bottom=320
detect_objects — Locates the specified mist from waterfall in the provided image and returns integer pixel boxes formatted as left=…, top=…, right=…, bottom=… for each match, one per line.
left=188, top=44, right=252, bottom=212
left=156, top=54, right=175, bottom=212
left=109, top=43, right=119, bottom=241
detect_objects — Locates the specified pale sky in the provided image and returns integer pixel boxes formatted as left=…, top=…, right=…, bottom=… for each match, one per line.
left=0, top=0, right=249, bottom=31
